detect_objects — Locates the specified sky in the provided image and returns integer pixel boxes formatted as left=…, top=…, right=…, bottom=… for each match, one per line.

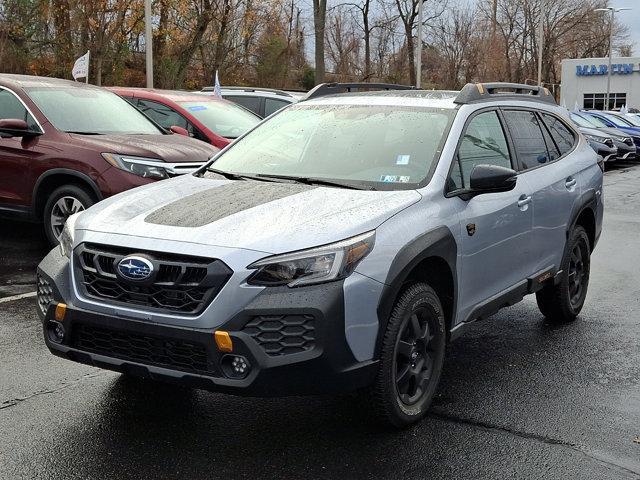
left=610, top=0, right=640, bottom=54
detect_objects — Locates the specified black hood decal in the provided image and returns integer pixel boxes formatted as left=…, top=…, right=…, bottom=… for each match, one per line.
left=144, top=181, right=313, bottom=227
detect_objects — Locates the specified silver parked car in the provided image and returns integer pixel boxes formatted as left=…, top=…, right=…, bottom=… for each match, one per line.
left=37, top=82, right=603, bottom=427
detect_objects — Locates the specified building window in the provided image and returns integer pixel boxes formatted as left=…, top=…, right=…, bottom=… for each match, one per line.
left=583, top=92, right=626, bottom=110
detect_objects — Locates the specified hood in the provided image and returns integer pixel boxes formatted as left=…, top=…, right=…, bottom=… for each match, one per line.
left=68, top=133, right=219, bottom=163
left=75, top=175, right=422, bottom=254
left=579, top=127, right=613, bottom=139
left=592, top=127, right=635, bottom=140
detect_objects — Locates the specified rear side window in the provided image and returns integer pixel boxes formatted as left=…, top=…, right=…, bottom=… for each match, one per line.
left=541, top=113, right=575, bottom=155
left=502, top=110, right=551, bottom=170
left=449, top=110, right=512, bottom=190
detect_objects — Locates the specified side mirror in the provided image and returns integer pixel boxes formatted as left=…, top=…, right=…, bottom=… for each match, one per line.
left=170, top=125, right=189, bottom=137
left=460, top=164, right=517, bottom=200
left=0, top=118, right=39, bottom=138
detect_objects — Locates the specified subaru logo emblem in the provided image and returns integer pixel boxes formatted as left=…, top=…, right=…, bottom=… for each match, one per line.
left=117, top=256, right=154, bottom=281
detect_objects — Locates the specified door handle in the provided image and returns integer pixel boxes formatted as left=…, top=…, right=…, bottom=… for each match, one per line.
left=565, top=177, right=577, bottom=189
left=517, top=195, right=532, bottom=208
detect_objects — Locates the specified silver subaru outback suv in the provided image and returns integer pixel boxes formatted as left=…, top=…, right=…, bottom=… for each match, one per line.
left=37, top=82, right=603, bottom=427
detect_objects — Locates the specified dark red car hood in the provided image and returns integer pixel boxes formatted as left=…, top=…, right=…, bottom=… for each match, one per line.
left=68, top=133, right=219, bottom=163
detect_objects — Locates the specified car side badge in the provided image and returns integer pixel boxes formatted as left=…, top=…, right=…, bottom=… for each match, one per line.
left=466, top=223, right=476, bottom=236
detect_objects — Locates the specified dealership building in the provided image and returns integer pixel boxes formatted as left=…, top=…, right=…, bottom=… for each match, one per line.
left=560, top=57, right=640, bottom=110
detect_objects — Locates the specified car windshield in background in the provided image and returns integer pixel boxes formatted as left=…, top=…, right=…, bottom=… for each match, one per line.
left=571, top=113, right=597, bottom=128
left=581, top=113, right=609, bottom=128
left=179, top=101, right=260, bottom=138
left=599, top=112, right=633, bottom=128
left=206, top=104, right=454, bottom=189
left=620, top=114, right=640, bottom=127
left=26, top=87, right=162, bottom=135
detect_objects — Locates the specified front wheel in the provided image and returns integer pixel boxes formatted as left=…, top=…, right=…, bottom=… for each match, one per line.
left=536, top=225, right=591, bottom=323
left=43, top=185, right=94, bottom=246
left=373, top=283, right=446, bottom=428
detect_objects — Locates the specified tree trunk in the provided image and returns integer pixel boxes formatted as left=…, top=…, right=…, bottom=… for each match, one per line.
left=313, top=0, right=327, bottom=84
left=406, top=23, right=416, bottom=86
left=363, top=0, right=371, bottom=79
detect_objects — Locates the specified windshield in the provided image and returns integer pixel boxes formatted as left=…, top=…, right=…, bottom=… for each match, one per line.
left=571, top=113, right=596, bottom=128
left=27, top=87, right=162, bottom=135
left=179, top=100, right=260, bottom=138
left=599, top=112, right=633, bottom=128
left=581, top=113, right=609, bottom=128
left=205, top=104, right=454, bottom=190
left=621, top=114, right=640, bottom=127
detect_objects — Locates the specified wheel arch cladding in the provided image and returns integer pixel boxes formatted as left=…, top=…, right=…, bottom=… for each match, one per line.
left=377, top=226, right=457, bottom=353
left=568, top=189, right=597, bottom=251
left=33, top=169, right=102, bottom=218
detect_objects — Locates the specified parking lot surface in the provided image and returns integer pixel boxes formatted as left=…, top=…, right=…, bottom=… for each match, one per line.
left=1, top=163, right=639, bottom=479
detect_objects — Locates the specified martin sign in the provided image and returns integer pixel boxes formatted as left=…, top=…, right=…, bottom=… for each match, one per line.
left=576, top=63, right=636, bottom=76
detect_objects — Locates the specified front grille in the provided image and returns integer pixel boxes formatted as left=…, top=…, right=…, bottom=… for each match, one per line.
left=70, top=323, right=212, bottom=374
left=36, top=274, right=53, bottom=315
left=243, top=314, right=316, bottom=356
left=624, top=137, right=634, bottom=146
left=605, top=138, right=615, bottom=148
left=75, top=243, right=232, bottom=315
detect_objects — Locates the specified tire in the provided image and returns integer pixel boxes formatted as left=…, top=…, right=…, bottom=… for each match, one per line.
left=373, top=282, right=447, bottom=428
left=536, top=225, right=591, bottom=323
left=43, top=185, right=94, bottom=246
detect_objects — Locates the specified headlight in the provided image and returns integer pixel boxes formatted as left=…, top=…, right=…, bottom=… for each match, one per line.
left=613, top=135, right=631, bottom=143
left=247, top=231, right=375, bottom=287
left=584, top=134, right=610, bottom=144
left=102, top=153, right=169, bottom=179
left=59, top=213, right=79, bottom=258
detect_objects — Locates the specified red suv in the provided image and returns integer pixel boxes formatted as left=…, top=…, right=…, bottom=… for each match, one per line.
left=0, top=74, right=219, bottom=245
left=108, top=87, right=261, bottom=149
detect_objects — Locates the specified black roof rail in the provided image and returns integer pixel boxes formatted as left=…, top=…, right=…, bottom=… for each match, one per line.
left=201, top=86, right=295, bottom=97
left=305, top=82, right=415, bottom=100
left=454, top=82, right=556, bottom=105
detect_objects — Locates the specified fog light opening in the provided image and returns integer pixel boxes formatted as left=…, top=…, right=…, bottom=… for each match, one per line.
left=48, top=321, right=65, bottom=343
left=221, top=354, right=251, bottom=379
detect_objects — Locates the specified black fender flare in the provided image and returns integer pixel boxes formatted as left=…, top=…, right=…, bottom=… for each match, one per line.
left=566, top=187, right=598, bottom=247
left=32, top=168, right=103, bottom=217
left=375, top=226, right=458, bottom=353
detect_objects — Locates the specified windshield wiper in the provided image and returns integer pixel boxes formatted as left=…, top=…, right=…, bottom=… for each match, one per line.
left=205, top=168, right=282, bottom=183
left=66, top=131, right=103, bottom=135
left=255, top=174, right=373, bottom=190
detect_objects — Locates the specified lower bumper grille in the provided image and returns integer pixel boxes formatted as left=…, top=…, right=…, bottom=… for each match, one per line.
left=243, top=314, right=316, bottom=356
left=70, top=323, right=211, bottom=374
left=36, top=274, right=54, bottom=316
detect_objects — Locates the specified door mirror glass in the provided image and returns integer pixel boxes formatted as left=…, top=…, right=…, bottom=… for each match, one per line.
left=464, top=164, right=517, bottom=199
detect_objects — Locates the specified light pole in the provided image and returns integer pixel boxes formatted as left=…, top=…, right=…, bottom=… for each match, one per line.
left=144, top=0, right=154, bottom=88
left=537, top=0, right=544, bottom=86
left=594, top=7, right=631, bottom=110
left=416, top=0, right=424, bottom=88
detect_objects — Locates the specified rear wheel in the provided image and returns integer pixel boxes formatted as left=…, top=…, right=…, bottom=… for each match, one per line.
left=373, top=283, right=446, bottom=428
left=536, top=225, right=591, bottom=323
left=43, top=185, right=94, bottom=246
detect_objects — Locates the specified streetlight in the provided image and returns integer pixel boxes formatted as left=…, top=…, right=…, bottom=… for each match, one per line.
left=594, top=7, right=631, bottom=110
left=416, top=0, right=424, bottom=88
left=144, top=0, right=153, bottom=88
left=537, top=0, right=544, bottom=86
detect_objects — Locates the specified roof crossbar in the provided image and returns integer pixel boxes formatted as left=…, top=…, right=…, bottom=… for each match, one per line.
left=454, top=82, right=556, bottom=105
left=305, top=82, right=415, bottom=100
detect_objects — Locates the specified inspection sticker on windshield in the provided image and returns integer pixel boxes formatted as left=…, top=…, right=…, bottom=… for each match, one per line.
left=380, top=175, right=411, bottom=183
left=188, top=105, right=208, bottom=111
left=396, top=154, right=410, bottom=165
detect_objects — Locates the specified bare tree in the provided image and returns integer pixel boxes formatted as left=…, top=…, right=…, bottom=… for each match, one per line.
left=313, top=0, right=327, bottom=84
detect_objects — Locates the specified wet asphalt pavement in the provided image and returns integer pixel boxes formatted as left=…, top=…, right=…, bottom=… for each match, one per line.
left=1, top=164, right=639, bottom=479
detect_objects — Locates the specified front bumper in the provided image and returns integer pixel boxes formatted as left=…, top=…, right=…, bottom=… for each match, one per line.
left=614, top=142, right=636, bottom=160
left=37, top=250, right=377, bottom=396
